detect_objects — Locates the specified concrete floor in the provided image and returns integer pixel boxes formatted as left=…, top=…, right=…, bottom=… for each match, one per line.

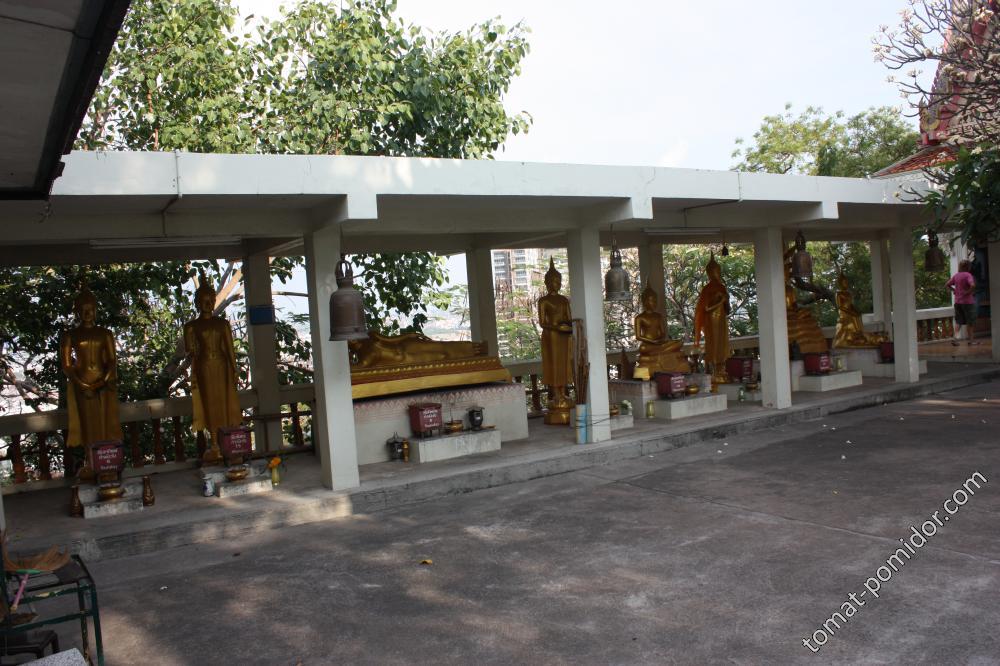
left=28, top=379, right=1000, bottom=664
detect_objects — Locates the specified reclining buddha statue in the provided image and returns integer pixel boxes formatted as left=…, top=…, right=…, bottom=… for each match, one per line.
left=347, top=331, right=510, bottom=399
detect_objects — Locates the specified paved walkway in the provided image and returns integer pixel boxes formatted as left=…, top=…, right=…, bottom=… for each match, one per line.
left=34, top=380, right=1000, bottom=664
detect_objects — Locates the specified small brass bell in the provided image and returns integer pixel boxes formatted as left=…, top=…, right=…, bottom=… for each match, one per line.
left=790, top=230, right=813, bottom=281
left=604, top=234, right=631, bottom=302
left=329, top=256, right=369, bottom=341
left=924, top=229, right=946, bottom=272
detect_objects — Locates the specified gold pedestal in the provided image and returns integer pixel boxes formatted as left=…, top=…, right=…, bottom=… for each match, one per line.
left=225, top=466, right=249, bottom=482
left=544, top=397, right=572, bottom=425
left=203, top=445, right=223, bottom=466
left=97, top=484, right=125, bottom=501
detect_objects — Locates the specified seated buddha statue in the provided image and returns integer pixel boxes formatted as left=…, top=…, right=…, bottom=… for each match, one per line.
left=783, top=249, right=828, bottom=354
left=634, top=282, right=690, bottom=375
left=833, top=273, right=887, bottom=348
left=348, top=332, right=488, bottom=369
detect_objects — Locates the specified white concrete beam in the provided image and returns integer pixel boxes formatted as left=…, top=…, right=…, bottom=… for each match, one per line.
left=889, top=226, right=920, bottom=383
left=243, top=253, right=284, bottom=453
left=753, top=227, right=792, bottom=409
left=466, top=248, right=499, bottom=356
left=567, top=226, right=611, bottom=442
left=304, top=224, right=360, bottom=490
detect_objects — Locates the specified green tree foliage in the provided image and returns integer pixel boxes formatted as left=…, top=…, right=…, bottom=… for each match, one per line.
left=732, top=104, right=918, bottom=177
left=923, top=147, right=1000, bottom=246
left=731, top=104, right=948, bottom=315
left=3, top=0, right=531, bottom=414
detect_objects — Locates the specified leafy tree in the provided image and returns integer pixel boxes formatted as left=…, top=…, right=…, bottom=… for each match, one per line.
left=732, top=104, right=918, bottom=177
left=874, top=2, right=1000, bottom=244
left=923, top=147, right=1000, bottom=245
left=732, top=104, right=948, bottom=317
left=873, top=0, right=1000, bottom=147
left=3, top=0, right=531, bottom=416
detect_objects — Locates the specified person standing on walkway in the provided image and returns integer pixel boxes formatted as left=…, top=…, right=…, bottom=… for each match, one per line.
left=946, top=260, right=978, bottom=345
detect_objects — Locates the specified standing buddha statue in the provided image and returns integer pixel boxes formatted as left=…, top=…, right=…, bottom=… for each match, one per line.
left=634, top=282, right=690, bottom=375
left=60, top=284, right=123, bottom=472
left=693, top=254, right=731, bottom=386
left=184, top=270, right=242, bottom=464
left=537, top=258, right=574, bottom=425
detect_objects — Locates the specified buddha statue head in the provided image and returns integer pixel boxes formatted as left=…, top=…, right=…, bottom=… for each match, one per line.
left=706, top=252, right=722, bottom=282
left=195, top=269, right=217, bottom=316
left=836, top=271, right=850, bottom=292
left=544, top=257, right=562, bottom=294
left=73, top=283, right=98, bottom=325
left=641, top=281, right=658, bottom=312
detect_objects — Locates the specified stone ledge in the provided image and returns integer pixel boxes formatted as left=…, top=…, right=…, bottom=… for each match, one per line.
left=411, top=429, right=501, bottom=463
left=652, top=394, right=727, bottom=420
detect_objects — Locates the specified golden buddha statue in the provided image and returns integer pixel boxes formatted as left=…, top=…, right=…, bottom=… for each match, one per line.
left=833, top=273, right=887, bottom=348
left=693, top=254, right=731, bottom=386
left=347, top=332, right=510, bottom=399
left=538, top=258, right=574, bottom=425
left=783, top=247, right=828, bottom=354
left=634, top=282, right=690, bottom=375
left=349, top=333, right=487, bottom=369
left=60, top=284, right=123, bottom=456
left=184, top=271, right=242, bottom=464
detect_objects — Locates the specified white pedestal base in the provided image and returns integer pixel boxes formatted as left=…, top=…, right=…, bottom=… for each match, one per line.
left=608, top=380, right=658, bottom=418
left=610, top=414, right=634, bottom=431
left=834, top=348, right=927, bottom=378
left=80, top=478, right=144, bottom=519
left=354, top=383, right=528, bottom=464
left=796, top=370, right=863, bottom=392
left=716, top=383, right=763, bottom=403
left=652, top=394, right=727, bottom=420
left=411, top=428, right=501, bottom=463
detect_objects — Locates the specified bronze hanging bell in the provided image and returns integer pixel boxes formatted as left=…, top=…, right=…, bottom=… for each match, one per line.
left=604, top=233, right=631, bottom=302
left=329, top=256, right=369, bottom=341
left=790, top=230, right=813, bottom=280
left=924, top=229, right=947, bottom=272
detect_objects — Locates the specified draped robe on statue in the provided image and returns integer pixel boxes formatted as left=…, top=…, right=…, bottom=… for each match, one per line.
left=184, top=316, right=242, bottom=436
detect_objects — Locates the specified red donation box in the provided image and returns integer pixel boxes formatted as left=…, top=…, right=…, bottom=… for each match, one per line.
left=655, top=373, right=688, bottom=399
left=725, top=357, right=753, bottom=383
left=879, top=341, right=894, bottom=363
left=90, top=440, right=124, bottom=473
left=218, top=426, right=252, bottom=458
left=803, top=352, right=832, bottom=375
left=408, top=403, right=442, bottom=438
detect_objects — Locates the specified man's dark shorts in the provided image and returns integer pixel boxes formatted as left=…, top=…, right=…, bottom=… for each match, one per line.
left=955, top=303, right=977, bottom=325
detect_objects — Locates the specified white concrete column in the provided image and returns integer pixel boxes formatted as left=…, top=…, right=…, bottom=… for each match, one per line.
left=638, top=242, right=665, bottom=317
left=243, top=253, right=284, bottom=453
left=869, top=239, right=892, bottom=332
left=466, top=248, right=499, bottom=355
left=753, top=227, right=792, bottom=409
left=638, top=243, right=666, bottom=333
left=304, top=225, right=360, bottom=490
left=990, top=241, right=1000, bottom=362
left=950, top=235, right=962, bottom=276
left=567, top=227, right=611, bottom=442
left=889, top=226, right=920, bottom=383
